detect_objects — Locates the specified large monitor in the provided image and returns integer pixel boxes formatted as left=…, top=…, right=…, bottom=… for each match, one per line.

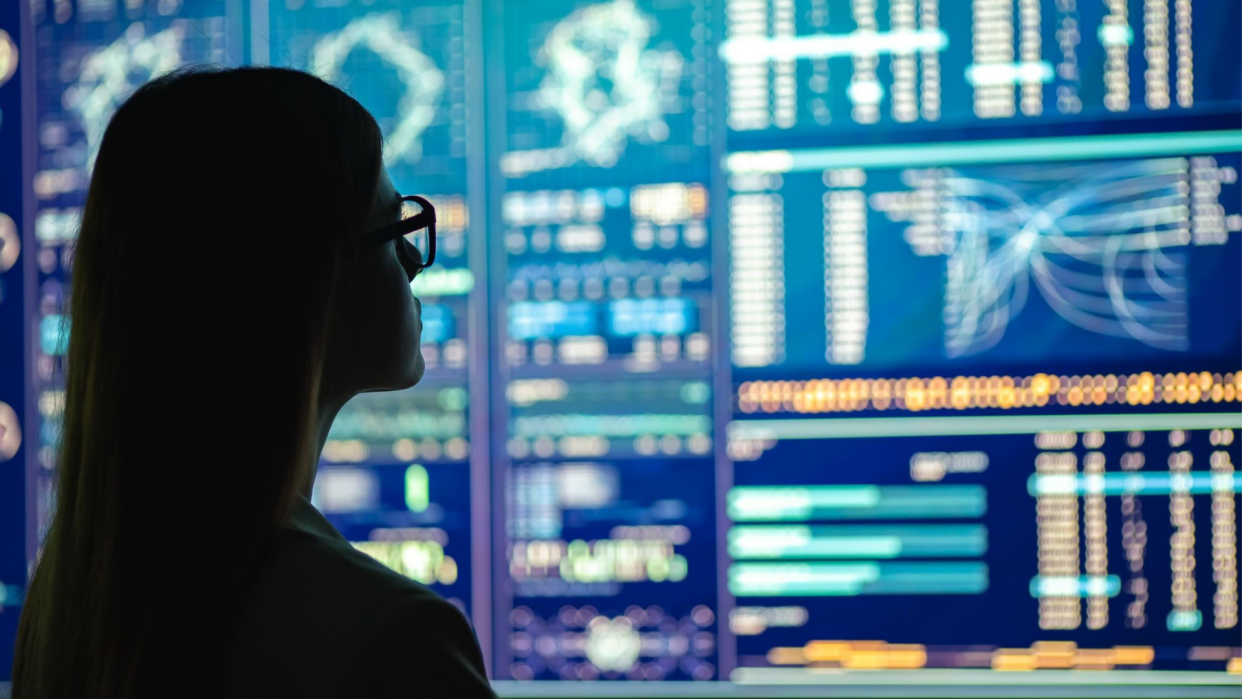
left=3, top=0, right=1240, bottom=693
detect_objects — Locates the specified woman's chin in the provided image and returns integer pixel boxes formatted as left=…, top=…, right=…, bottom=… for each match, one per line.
left=402, top=351, right=426, bottom=388
left=369, top=349, right=423, bottom=392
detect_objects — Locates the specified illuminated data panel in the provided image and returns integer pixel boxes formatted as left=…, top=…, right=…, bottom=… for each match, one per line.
left=268, top=0, right=481, bottom=613
left=0, top=0, right=24, bottom=676
left=28, top=0, right=241, bottom=540
left=725, top=135, right=1242, bottom=375
left=724, top=133, right=1242, bottom=678
left=495, top=0, right=718, bottom=681
left=726, top=419, right=1242, bottom=676
left=501, top=0, right=711, bottom=185
left=722, top=0, right=1242, bottom=139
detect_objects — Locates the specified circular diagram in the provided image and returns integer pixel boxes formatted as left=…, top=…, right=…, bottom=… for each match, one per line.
left=0, top=29, right=17, bottom=88
left=584, top=615, right=642, bottom=672
left=0, top=213, right=18, bottom=273
left=0, top=401, right=20, bottom=463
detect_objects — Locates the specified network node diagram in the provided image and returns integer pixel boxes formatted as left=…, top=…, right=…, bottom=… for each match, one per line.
left=311, top=13, right=445, bottom=164
left=68, top=23, right=183, bottom=167
left=941, top=159, right=1192, bottom=357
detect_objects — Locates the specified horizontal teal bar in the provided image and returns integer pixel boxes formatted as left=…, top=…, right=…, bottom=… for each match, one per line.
left=728, top=485, right=986, bottom=522
left=1029, top=472, right=1242, bottom=496
left=729, top=562, right=989, bottom=597
left=1029, top=575, right=1122, bottom=598
left=729, top=524, right=988, bottom=559
left=512, top=413, right=712, bottom=438
left=1168, top=610, right=1204, bottom=632
left=725, top=130, right=1242, bottom=172
left=328, top=411, right=467, bottom=441
left=728, top=413, right=1242, bottom=442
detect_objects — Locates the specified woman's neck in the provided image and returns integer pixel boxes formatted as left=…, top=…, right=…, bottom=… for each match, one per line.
left=306, top=394, right=349, bottom=498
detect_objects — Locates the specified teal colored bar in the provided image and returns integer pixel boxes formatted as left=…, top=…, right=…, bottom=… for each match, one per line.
left=1028, top=472, right=1242, bottom=496
left=729, top=562, right=989, bottom=597
left=729, top=524, right=988, bottom=559
left=1029, top=575, right=1122, bottom=598
left=40, top=314, right=69, bottom=356
left=965, top=61, right=1055, bottom=86
left=728, top=413, right=1242, bottom=442
left=728, top=485, right=986, bottom=522
left=725, top=130, right=1241, bottom=173
left=1168, top=610, right=1204, bottom=632
left=404, top=464, right=429, bottom=513
left=512, top=413, right=712, bottom=438
left=1098, top=24, right=1135, bottom=47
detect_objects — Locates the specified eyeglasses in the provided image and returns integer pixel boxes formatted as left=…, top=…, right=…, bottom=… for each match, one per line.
left=357, top=194, right=436, bottom=279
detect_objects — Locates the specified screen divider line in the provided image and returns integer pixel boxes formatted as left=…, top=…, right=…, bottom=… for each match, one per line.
left=728, top=412, right=1242, bottom=441
left=725, top=130, right=1242, bottom=173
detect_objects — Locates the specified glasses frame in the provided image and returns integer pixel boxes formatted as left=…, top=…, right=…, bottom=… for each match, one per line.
left=356, top=194, right=437, bottom=271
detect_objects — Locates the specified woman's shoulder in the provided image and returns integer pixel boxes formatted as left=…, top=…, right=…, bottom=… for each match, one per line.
left=267, top=523, right=441, bottom=608
left=218, top=505, right=493, bottom=697
left=333, top=586, right=494, bottom=697
left=266, top=496, right=450, bottom=615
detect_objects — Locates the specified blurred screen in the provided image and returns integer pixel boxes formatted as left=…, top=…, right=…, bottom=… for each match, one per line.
left=3, top=0, right=1239, bottom=690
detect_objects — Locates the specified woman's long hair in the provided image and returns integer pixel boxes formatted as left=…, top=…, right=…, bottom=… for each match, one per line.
left=13, top=67, right=383, bottom=698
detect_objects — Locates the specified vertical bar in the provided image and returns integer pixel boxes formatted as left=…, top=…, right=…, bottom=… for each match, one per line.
left=710, top=0, right=737, bottom=679
left=482, top=0, right=510, bottom=679
left=224, top=0, right=245, bottom=66
left=20, top=0, right=39, bottom=571
left=463, top=0, right=492, bottom=675
left=250, top=0, right=270, bottom=66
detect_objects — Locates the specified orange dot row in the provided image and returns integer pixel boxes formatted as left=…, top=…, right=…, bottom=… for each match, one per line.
left=737, top=372, right=1242, bottom=414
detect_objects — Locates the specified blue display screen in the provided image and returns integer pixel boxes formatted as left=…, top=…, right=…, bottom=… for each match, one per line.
left=720, top=0, right=1241, bottom=137
left=730, top=146, right=1242, bottom=373
left=4, top=0, right=1240, bottom=690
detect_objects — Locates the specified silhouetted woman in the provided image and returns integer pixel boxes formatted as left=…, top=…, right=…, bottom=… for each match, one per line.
left=13, top=67, right=494, bottom=698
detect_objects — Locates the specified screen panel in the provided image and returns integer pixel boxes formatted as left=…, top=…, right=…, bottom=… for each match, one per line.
left=25, top=0, right=243, bottom=556
left=720, top=1, right=1242, bottom=682
left=267, top=0, right=486, bottom=616
left=721, top=0, right=1242, bottom=141
left=491, top=0, right=722, bottom=682
left=0, top=0, right=26, bottom=679
left=3, top=0, right=1240, bottom=692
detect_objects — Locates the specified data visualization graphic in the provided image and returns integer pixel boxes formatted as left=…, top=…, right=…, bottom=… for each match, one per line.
left=726, top=136, right=1242, bottom=372
left=939, top=158, right=1197, bottom=358
left=720, top=1, right=1241, bottom=676
left=722, top=0, right=1241, bottom=141
left=726, top=419, right=1242, bottom=675
left=270, top=0, right=468, bottom=186
left=502, top=0, right=710, bottom=184
left=493, top=161, right=720, bottom=680
left=309, top=13, right=444, bottom=164
left=492, top=0, right=719, bottom=680
left=534, top=0, right=682, bottom=169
